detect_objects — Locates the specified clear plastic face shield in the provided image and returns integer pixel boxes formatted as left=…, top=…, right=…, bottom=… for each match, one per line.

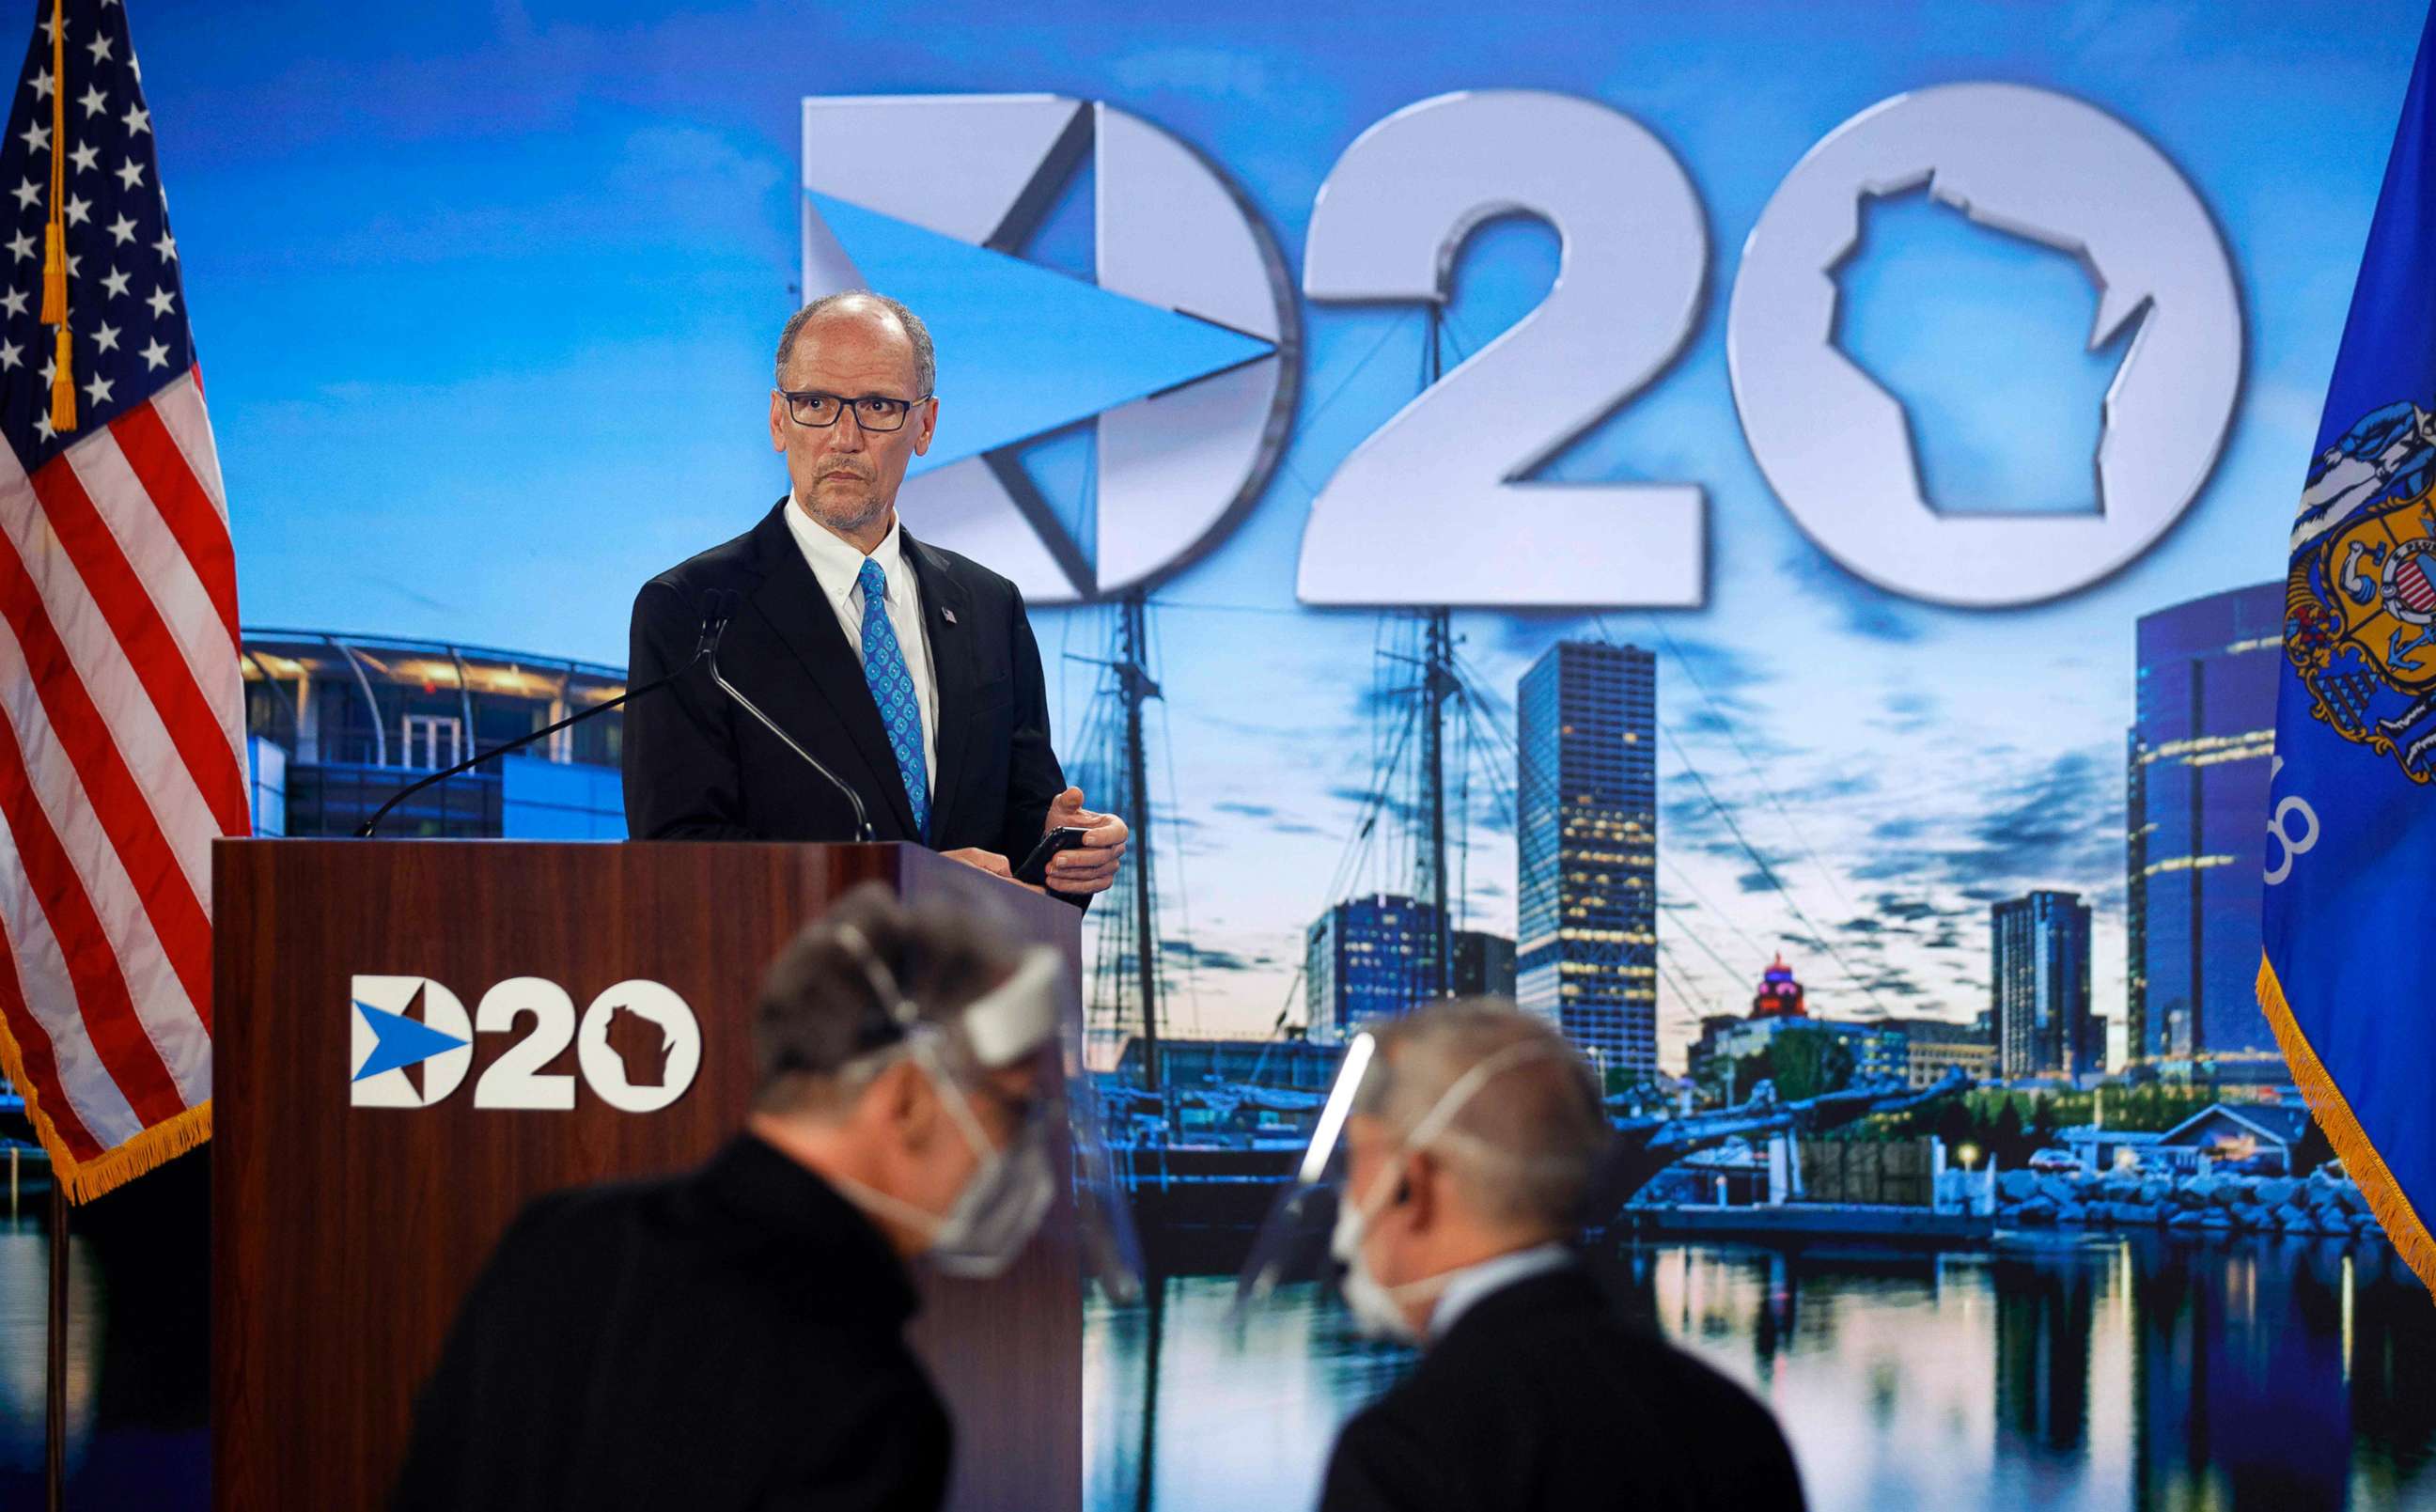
left=1231, top=1033, right=1565, bottom=1332
left=1230, top=1032, right=1378, bottom=1320
left=828, top=925, right=1142, bottom=1302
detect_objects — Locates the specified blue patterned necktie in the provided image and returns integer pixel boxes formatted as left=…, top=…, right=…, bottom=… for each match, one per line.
left=857, top=557, right=929, bottom=838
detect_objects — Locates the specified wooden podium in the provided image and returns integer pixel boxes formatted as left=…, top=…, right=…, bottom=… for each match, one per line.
left=211, top=840, right=1085, bottom=1511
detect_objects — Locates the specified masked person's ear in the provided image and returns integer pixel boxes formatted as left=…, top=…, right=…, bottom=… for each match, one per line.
left=871, top=1056, right=938, bottom=1150
left=1397, top=1153, right=1434, bottom=1230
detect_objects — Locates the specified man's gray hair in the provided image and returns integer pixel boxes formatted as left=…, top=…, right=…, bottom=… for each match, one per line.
left=1352, top=999, right=1613, bottom=1234
left=752, top=881, right=1012, bottom=1116
left=774, top=290, right=937, bottom=397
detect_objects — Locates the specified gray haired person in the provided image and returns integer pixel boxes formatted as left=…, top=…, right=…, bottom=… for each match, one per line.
left=1319, top=1001, right=1807, bottom=1512
left=394, top=883, right=1062, bottom=1512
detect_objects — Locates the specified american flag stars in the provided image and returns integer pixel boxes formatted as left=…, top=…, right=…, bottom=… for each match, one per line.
left=0, top=0, right=190, bottom=467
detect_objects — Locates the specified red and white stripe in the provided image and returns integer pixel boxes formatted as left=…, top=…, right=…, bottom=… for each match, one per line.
left=2398, top=557, right=2436, bottom=616
left=0, top=369, right=243, bottom=1171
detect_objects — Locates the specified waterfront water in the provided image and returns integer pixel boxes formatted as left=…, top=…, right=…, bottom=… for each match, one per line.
left=0, top=1157, right=209, bottom=1512
left=8, top=1175, right=2435, bottom=1511
left=1087, top=1235, right=2436, bottom=1512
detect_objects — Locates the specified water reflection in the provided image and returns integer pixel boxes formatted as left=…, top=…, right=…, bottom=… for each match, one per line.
left=0, top=1157, right=209, bottom=1510
left=1088, top=1237, right=2436, bottom=1512
left=0, top=1218, right=99, bottom=1477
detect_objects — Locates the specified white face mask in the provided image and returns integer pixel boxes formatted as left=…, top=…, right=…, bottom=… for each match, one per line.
left=1327, top=1039, right=1563, bottom=1342
left=822, top=1037, right=1056, bottom=1277
left=918, top=1036, right=1055, bottom=1278
left=820, top=933, right=1063, bottom=1276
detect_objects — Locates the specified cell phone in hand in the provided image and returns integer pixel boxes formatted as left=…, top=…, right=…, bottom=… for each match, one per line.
left=1014, top=825, right=1091, bottom=885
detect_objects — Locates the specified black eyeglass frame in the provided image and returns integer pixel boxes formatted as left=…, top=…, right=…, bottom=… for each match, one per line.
left=775, top=388, right=935, bottom=432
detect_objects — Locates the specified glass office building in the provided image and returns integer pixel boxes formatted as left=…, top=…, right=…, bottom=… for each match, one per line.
left=1515, top=641, right=1659, bottom=1078
left=1304, top=893, right=1438, bottom=1042
left=2125, top=585, right=2282, bottom=1075
left=1991, top=889, right=2097, bottom=1078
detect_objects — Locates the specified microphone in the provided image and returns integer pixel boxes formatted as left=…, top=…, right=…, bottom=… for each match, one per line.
left=703, top=588, right=876, bottom=843
left=355, top=595, right=737, bottom=838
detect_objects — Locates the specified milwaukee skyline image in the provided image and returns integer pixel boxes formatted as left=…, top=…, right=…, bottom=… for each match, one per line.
left=235, top=574, right=2290, bottom=1083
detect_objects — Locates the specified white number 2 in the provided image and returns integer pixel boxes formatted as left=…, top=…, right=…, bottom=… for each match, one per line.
left=471, top=977, right=579, bottom=1111
left=1297, top=90, right=1708, bottom=608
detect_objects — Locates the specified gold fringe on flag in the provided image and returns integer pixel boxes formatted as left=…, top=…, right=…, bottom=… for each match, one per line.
left=2257, top=950, right=2436, bottom=1303
left=0, top=990, right=211, bottom=1204
left=39, top=0, right=73, bottom=432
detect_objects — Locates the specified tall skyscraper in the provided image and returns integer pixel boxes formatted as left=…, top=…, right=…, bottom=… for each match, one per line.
left=1516, top=641, right=1659, bottom=1077
left=2126, top=584, right=2284, bottom=1074
left=1304, top=893, right=1436, bottom=1042
left=1991, top=890, right=2097, bottom=1077
left=1450, top=929, right=1517, bottom=997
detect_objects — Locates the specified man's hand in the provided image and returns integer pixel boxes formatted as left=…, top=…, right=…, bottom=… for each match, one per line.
left=939, top=847, right=1044, bottom=896
left=1042, top=787, right=1127, bottom=896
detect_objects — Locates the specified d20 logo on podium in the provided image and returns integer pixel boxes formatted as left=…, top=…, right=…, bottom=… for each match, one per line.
left=347, top=974, right=701, bottom=1114
left=800, top=94, right=1299, bottom=603
left=349, top=975, right=475, bottom=1108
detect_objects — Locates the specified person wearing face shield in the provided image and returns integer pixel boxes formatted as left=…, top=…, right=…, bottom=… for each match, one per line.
left=389, top=882, right=1062, bottom=1512
left=1317, top=1002, right=1806, bottom=1512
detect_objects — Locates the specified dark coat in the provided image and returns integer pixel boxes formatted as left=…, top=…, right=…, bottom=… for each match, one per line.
left=621, top=501, right=1071, bottom=885
left=391, top=1137, right=950, bottom=1512
left=1319, top=1267, right=1806, bottom=1512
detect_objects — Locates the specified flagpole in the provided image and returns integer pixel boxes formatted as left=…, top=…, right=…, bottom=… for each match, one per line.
left=46, top=1179, right=68, bottom=1511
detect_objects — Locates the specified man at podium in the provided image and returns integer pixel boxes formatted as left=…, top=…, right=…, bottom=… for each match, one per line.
left=621, top=290, right=1126, bottom=903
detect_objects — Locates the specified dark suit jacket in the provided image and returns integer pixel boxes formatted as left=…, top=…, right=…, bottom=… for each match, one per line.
left=1319, top=1266, right=1806, bottom=1512
left=622, top=501, right=1072, bottom=888
left=391, top=1136, right=950, bottom=1512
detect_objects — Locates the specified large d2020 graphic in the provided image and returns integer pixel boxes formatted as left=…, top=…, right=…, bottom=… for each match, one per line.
left=801, top=95, right=1298, bottom=604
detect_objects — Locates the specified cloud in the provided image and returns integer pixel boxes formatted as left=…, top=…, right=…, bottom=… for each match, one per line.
left=1662, top=636, right=1773, bottom=705
left=1735, top=868, right=1787, bottom=894
left=1871, top=814, right=1931, bottom=842
left=1879, top=690, right=1940, bottom=734
left=1773, top=548, right=1927, bottom=644
left=1160, top=940, right=1266, bottom=974
left=1950, top=747, right=2119, bottom=886
left=1663, top=792, right=1718, bottom=831
left=1868, top=892, right=1952, bottom=925
left=1484, top=611, right=1601, bottom=664
left=1843, top=598, right=1927, bottom=644
left=1776, top=769, right=1878, bottom=805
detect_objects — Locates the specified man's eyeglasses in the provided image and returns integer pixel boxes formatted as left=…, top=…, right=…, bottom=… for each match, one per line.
left=778, top=389, right=930, bottom=432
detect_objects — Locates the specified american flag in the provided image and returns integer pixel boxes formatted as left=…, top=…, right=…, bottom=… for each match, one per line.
left=0, top=0, right=242, bottom=1200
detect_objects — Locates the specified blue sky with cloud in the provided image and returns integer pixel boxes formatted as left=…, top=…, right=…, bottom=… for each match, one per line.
left=122, top=0, right=2426, bottom=1059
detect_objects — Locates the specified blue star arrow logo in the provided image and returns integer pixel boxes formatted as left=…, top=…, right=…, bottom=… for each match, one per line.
left=806, top=192, right=1274, bottom=479
left=351, top=997, right=471, bottom=1083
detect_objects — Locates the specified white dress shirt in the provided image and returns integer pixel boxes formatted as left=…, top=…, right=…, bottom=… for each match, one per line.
left=783, top=498, right=940, bottom=797
left=1425, top=1241, right=1574, bottom=1343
